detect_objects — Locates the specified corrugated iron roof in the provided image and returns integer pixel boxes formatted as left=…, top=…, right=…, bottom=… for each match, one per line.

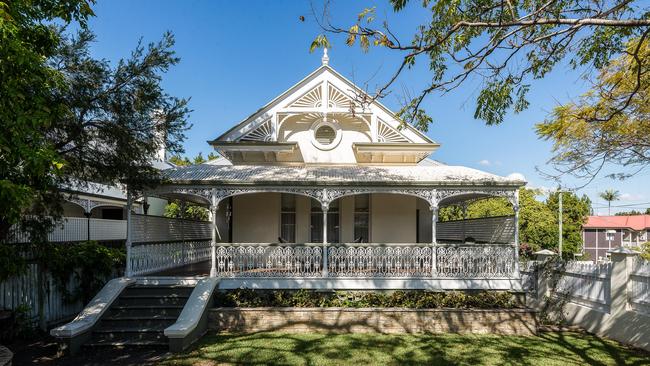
left=160, top=163, right=525, bottom=186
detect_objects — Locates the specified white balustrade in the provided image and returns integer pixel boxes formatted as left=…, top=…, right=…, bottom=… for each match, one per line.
left=327, top=244, right=432, bottom=277
left=130, top=239, right=212, bottom=276
left=435, top=244, right=516, bottom=278
left=215, top=244, right=323, bottom=277
left=628, top=256, right=650, bottom=314
left=8, top=217, right=127, bottom=243
left=211, top=243, right=517, bottom=279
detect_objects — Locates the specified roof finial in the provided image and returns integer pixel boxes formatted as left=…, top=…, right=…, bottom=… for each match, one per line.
left=322, top=47, right=329, bottom=66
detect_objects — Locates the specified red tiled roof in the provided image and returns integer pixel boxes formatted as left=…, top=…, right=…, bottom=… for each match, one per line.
left=584, top=215, right=650, bottom=231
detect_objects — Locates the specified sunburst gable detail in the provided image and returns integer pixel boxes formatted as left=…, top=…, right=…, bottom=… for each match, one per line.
left=240, top=118, right=274, bottom=142
left=377, top=119, right=410, bottom=143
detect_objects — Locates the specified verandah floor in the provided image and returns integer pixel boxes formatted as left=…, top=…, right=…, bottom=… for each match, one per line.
left=149, top=260, right=211, bottom=277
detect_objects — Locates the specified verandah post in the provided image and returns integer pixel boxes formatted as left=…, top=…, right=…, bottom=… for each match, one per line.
left=431, top=203, right=438, bottom=277
left=322, top=205, right=328, bottom=278
left=513, top=189, right=521, bottom=277
left=125, top=189, right=133, bottom=277
left=210, top=189, right=218, bottom=278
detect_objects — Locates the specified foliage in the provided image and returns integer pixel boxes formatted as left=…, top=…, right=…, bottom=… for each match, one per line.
left=598, top=189, right=621, bottom=215
left=164, top=200, right=209, bottom=221
left=314, top=1, right=649, bottom=131
left=0, top=0, right=190, bottom=247
left=615, top=209, right=649, bottom=216
left=546, top=192, right=592, bottom=256
left=214, top=289, right=518, bottom=309
left=169, top=152, right=219, bottom=166
left=638, top=242, right=650, bottom=261
left=438, top=188, right=589, bottom=254
left=0, top=244, right=26, bottom=281
left=48, top=241, right=125, bottom=304
left=537, top=38, right=650, bottom=182
left=11, top=303, right=37, bottom=339
left=164, top=332, right=650, bottom=366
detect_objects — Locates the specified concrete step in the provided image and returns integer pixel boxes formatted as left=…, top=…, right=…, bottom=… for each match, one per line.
left=85, top=333, right=167, bottom=348
left=122, top=285, right=194, bottom=297
left=115, top=294, right=189, bottom=307
left=106, top=305, right=183, bottom=318
left=99, top=317, right=177, bottom=329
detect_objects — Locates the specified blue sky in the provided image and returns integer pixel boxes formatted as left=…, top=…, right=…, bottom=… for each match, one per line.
left=81, top=0, right=648, bottom=214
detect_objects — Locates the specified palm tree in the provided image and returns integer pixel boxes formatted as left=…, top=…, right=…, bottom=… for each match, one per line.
left=599, top=189, right=621, bottom=215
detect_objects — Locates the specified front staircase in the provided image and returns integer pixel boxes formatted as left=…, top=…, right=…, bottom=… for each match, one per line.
left=84, top=284, right=194, bottom=348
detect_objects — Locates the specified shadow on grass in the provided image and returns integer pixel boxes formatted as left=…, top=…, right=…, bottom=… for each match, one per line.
left=162, top=331, right=650, bottom=366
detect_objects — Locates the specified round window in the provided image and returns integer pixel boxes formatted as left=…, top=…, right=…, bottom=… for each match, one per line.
left=310, top=120, right=341, bottom=150
left=315, top=125, right=336, bottom=145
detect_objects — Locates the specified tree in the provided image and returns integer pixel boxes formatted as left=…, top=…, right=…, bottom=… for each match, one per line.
left=438, top=188, right=589, bottom=254
left=599, top=189, right=621, bottom=215
left=546, top=191, right=592, bottom=255
left=314, top=1, right=649, bottom=130
left=163, top=201, right=208, bottom=221
left=169, top=152, right=219, bottom=166
left=1, top=1, right=190, bottom=245
left=615, top=210, right=644, bottom=216
left=537, top=38, right=650, bottom=182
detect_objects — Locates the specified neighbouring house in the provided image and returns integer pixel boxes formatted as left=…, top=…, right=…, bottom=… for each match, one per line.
left=8, top=156, right=172, bottom=244
left=52, top=50, right=528, bottom=352
left=582, top=215, right=650, bottom=261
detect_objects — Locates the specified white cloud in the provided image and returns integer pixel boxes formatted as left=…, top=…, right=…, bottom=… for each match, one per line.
left=478, top=159, right=491, bottom=166
left=619, top=193, right=645, bottom=201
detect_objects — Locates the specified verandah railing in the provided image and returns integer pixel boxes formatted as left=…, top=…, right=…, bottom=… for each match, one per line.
left=209, top=242, right=518, bottom=279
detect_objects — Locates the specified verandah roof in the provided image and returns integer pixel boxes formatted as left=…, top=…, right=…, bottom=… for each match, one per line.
left=160, top=163, right=525, bottom=187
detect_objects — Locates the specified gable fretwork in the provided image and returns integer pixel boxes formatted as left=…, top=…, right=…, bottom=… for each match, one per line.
left=209, top=63, right=439, bottom=165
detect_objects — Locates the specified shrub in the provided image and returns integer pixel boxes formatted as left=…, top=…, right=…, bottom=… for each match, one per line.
left=214, top=289, right=518, bottom=309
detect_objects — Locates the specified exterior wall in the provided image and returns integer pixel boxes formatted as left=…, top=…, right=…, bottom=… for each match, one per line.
left=209, top=307, right=537, bottom=336
left=417, top=199, right=432, bottom=243
left=339, top=196, right=354, bottom=243
left=215, top=199, right=231, bottom=243
left=370, top=194, right=416, bottom=243
left=63, top=202, right=85, bottom=217
left=583, top=228, right=627, bottom=261
left=280, top=116, right=371, bottom=164
left=232, top=193, right=280, bottom=243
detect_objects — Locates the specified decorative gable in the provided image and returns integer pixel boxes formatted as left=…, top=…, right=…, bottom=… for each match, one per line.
left=377, top=119, right=410, bottom=143
left=210, top=54, right=438, bottom=165
left=240, top=118, right=273, bottom=142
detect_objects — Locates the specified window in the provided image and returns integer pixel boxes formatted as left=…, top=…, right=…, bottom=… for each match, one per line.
left=354, top=194, right=369, bottom=243
left=315, top=125, right=336, bottom=145
left=606, top=230, right=616, bottom=242
left=280, top=194, right=296, bottom=243
left=310, top=199, right=339, bottom=243
left=310, top=121, right=341, bottom=150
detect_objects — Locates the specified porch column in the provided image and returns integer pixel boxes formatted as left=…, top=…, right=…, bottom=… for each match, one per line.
left=513, top=190, right=521, bottom=276
left=322, top=205, right=328, bottom=277
left=125, top=189, right=133, bottom=277
left=209, top=190, right=218, bottom=278
left=430, top=204, right=438, bottom=277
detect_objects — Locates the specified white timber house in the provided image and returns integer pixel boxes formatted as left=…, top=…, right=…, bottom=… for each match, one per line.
left=52, top=50, right=528, bottom=352
left=128, top=50, right=527, bottom=290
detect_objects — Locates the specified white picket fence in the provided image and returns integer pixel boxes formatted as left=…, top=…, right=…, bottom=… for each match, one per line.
left=553, top=261, right=612, bottom=312
left=0, top=261, right=113, bottom=327
left=628, top=256, right=650, bottom=314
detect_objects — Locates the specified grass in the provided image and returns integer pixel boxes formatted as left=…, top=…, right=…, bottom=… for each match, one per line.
left=163, top=331, right=650, bottom=366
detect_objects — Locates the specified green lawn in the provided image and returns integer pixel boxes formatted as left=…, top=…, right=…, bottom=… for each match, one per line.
left=163, top=331, right=649, bottom=366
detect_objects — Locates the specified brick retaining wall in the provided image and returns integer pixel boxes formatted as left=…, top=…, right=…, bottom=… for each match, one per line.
left=209, top=308, right=537, bottom=336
